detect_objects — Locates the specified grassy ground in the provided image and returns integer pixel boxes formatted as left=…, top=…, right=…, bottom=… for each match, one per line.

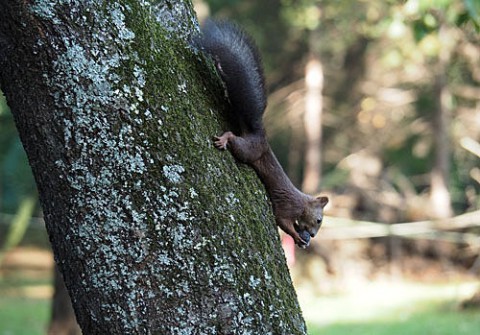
left=0, top=248, right=479, bottom=334
left=307, top=308, right=480, bottom=335
left=0, top=279, right=479, bottom=334
left=0, top=248, right=52, bottom=335
left=299, top=280, right=480, bottom=335
left=0, top=297, right=49, bottom=335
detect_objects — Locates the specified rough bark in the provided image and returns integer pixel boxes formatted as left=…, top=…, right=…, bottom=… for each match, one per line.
left=0, top=1, right=306, bottom=334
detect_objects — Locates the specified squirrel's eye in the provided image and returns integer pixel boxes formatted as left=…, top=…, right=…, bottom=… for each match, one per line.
left=317, top=219, right=322, bottom=224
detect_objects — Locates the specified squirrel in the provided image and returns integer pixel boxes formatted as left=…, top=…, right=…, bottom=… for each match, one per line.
left=197, top=20, right=329, bottom=248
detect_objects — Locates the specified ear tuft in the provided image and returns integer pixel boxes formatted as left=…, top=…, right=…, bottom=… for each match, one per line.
left=316, top=196, right=329, bottom=208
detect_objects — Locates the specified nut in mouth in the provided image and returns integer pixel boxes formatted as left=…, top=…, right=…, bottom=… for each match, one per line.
left=294, top=221, right=311, bottom=248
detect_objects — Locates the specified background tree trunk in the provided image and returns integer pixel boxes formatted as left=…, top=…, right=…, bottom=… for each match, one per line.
left=0, top=1, right=306, bottom=334
left=429, top=25, right=453, bottom=219
left=301, top=18, right=325, bottom=195
left=429, top=69, right=453, bottom=219
left=302, top=55, right=324, bottom=194
left=48, top=265, right=81, bottom=335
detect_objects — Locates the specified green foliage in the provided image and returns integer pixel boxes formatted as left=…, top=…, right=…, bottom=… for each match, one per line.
left=1, top=138, right=36, bottom=213
left=0, top=90, right=37, bottom=215
left=280, top=0, right=322, bottom=30
left=0, top=91, right=9, bottom=116
left=412, top=14, right=438, bottom=41
left=0, top=195, right=37, bottom=264
left=0, top=90, right=37, bottom=262
left=464, top=0, right=480, bottom=27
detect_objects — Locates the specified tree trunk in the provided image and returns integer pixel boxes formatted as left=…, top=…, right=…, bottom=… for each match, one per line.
left=429, top=75, right=452, bottom=218
left=0, top=1, right=306, bottom=334
left=302, top=56, right=324, bottom=194
left=429, top=25, right=453, bottom=219
left=301, top=21, right=325, bottom=195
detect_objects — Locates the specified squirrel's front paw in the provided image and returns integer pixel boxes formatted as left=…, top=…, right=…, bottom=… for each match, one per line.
left=214, top=136, right=228, bottom=150
left=213, top=132, right=233, bottom=150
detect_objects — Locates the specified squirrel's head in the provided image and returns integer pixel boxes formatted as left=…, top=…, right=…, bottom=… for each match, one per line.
left=295, top=196, right=329, bottom=248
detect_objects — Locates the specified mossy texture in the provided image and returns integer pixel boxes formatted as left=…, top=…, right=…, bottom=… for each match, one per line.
left=0, top=1, right=306, bottom=334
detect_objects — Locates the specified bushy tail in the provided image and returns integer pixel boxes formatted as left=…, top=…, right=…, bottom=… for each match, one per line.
left=198, top=20, right=267, bottom=134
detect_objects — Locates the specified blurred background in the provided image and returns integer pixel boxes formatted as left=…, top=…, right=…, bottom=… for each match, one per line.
left=1, top=0, right=479, bottom=334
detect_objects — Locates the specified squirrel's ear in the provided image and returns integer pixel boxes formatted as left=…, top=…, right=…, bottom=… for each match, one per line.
left=316, top=196, right=329, bottom=208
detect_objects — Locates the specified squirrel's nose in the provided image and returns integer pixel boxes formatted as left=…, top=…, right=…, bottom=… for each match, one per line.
left=308, top=227, right=319, bottom=238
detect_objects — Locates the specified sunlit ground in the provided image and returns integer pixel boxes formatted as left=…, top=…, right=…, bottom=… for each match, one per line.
left=0, top=248, right=479, bottom=334
left=298, top=280, right=480, bottom=335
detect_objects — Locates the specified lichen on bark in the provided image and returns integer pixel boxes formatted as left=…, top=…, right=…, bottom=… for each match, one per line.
left=0, top=0, right=307, bottom=334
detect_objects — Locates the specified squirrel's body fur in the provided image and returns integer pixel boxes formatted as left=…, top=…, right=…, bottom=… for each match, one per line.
left=198, top=20, right=328, bottom=247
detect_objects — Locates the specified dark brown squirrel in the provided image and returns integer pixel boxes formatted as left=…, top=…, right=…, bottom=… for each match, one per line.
left=198, top=20, right=329, bottom=248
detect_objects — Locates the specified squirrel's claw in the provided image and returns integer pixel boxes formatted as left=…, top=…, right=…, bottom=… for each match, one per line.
left=213, top=136, right=228, bottom=150
left=214, top=132, right=233, bottom=150
left=278, top=219, right=310, bottom=248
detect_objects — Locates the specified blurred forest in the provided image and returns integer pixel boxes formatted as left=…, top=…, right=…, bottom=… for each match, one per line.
left=193, top=0, right=480, bottom=283
left=1, top=0, right=479, bottom=275
left=0, top=0, right=480, bottom=332
left=198, top=0, right=480, bottom=219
